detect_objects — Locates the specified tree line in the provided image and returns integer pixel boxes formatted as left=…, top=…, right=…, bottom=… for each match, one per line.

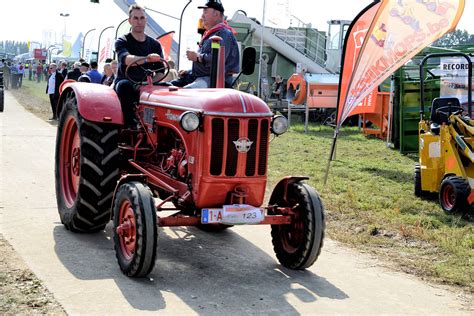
left=432, top=29, right=474, bottom=47
left=0, top=41, right=29, bottom=56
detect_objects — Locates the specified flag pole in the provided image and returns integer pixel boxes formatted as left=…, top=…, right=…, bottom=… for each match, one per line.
left=323, top=127, right=340, bottom=185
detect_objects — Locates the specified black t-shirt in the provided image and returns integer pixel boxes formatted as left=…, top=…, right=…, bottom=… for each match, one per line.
left=115, top=33, right=163, bottom=82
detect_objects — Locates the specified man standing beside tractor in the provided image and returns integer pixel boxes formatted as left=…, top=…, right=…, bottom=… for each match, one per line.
left=171, top=0, right=240, bottom=88
left=114, top=3, right=164, bottom=127
left=45, top=63, right=64, bottom=121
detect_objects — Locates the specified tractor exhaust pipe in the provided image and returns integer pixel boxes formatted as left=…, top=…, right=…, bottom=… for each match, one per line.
left=210, top=36, right=225, bottom=88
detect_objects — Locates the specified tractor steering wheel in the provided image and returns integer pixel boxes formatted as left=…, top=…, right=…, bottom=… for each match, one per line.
left=436, top=105, right=464, bottom=116
left=125, top=57, right=170, bottom=85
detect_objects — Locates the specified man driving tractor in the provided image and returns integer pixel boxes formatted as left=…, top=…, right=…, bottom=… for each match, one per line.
left=114, top=4, right=164, bottom=127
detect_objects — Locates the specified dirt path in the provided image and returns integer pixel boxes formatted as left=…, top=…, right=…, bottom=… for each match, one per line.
left=0, top=90, right=472, bottom=314
left=0, top=235, right=66, bottom=314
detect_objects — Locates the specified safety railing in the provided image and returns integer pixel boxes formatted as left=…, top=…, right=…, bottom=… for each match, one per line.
left=270, top=15, right=327, bottom=68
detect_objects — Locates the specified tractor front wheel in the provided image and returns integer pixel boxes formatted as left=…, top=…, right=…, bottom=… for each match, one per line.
left=113, top=182, right=158, bottom=277
left=270, top=182, right=325, bottom=269
left=439, top=176, right=470, bottom=214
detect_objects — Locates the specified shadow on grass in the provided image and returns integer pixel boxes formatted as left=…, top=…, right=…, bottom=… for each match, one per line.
left=427, top=208, right=474, bottom=225
left=360, top=166, right=412, bottom=182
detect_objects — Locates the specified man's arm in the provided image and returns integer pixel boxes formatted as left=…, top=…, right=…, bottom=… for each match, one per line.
left=188, top=30, right=239, bottom=73
left=124, top=53, right=161, bottom=66
left=115, top=37, right=161, bottom=68
left=221, top=31, right=240, bottom=74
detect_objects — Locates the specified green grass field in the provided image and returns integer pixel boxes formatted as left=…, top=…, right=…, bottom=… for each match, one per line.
left=9, top=83, right=473, bottom=292
left=16, top=78, right=49, bottom=102
left=268, top=124, right=473, bottom=291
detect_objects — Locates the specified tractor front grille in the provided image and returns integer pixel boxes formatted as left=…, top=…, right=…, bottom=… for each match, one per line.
left=210, top=117, right=269, bottom=177
left=225, top=119, right=240, bottom=176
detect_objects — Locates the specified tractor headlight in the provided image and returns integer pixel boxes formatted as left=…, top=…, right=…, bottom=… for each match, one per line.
left=179, top=111, right=200, bottom=132
left=271, top=115, right=288, bottom=135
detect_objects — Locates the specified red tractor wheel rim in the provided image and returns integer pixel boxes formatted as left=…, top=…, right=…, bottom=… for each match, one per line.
left=117, top=200, right=137, bottom=260
left=442, top=185, right=454, bottom=209
left=60, top=116, right=80, bottom=207
left=280, top=212, right=304, bottom=254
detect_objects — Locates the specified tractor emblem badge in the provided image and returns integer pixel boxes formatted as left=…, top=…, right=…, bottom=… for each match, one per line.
left=233, top=137, right=253, bottom=153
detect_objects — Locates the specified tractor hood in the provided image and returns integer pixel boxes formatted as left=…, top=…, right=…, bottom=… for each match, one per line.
left=140, top=87, right=272, bottom=116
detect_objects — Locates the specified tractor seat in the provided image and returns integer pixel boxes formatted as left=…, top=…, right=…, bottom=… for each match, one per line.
left=430, top=97, right=461, bottom=124
left=430, top=97, right=461, bottom=134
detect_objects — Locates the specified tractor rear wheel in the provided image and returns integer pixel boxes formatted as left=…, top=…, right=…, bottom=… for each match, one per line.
left=414, top=163, right=427, bottom=197
left=270, top=182, right=325, bottom=269
left=55, top=94, right=120, bottom=232
left=113, top=182, right=158, bottom=277
left=439, top=176, right=470, bottom=214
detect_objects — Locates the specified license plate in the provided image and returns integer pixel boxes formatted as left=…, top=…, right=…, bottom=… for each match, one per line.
left=201, top=205, right=264, bottom=225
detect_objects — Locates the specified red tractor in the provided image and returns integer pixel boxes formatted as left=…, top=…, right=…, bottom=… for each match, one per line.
left=54, top=49, right=325, bottom=277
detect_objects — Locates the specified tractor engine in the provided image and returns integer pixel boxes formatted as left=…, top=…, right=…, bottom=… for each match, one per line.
left=156, top=129, right=188, bottom=181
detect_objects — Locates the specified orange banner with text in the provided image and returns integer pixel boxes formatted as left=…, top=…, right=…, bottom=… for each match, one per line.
left=337, top=0, right=465, bottom=126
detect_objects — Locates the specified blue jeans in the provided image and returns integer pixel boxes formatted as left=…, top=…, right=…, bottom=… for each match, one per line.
left=114, top=79, right=139, bottom=126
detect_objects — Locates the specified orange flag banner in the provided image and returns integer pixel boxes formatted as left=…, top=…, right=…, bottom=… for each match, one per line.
left=337, top=0, right=465, bottom=126
left=338, top=1, right=381, bottom=118
left=157, top=31, right=175, bottom=60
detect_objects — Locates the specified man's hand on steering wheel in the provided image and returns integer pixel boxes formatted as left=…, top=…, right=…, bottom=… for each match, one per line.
left=125, top=56, right=170, bottom=85
left=146, top=53, right=161, bottom=63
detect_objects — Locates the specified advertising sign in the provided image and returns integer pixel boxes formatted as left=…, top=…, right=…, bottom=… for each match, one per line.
left=337, top=0, right=465, bottom=126
left=34, top=48, right=47, bottom=60
left=439, top=57, right=473, bottom=105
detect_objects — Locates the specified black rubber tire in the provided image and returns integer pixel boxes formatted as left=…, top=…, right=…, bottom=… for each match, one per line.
left=414, top=163, right=426, bottom=197
left=0, top=88, right=4, bottom=112
left=270, top=182, right=325, bottom=269
left=439, top=176, right=470, bottom=214
left=113, top=182, right=158, bottom=277
left=55, top=94, right=120, bottom=232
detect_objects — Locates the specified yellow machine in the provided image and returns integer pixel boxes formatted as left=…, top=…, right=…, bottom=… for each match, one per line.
left=416, top=52, right=473, bottom=214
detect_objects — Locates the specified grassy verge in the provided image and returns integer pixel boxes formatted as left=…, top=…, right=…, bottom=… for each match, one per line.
left=9, top=84, right=473, bottom=292
left=8, top=78, right=51, bottom=120
left=268, top=123, right=473, bottom=292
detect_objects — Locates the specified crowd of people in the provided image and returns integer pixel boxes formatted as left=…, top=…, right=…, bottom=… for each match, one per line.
left=0, top=57, right=120, bottom=88
left=1, top=59, right=26, bottom=89
left=43, top=58, right=120, bottom=120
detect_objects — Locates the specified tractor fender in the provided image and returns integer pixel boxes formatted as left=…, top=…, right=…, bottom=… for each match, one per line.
left=269, top=176, right=309, bottom=204
left=57, top=82, right=124, bottom=125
